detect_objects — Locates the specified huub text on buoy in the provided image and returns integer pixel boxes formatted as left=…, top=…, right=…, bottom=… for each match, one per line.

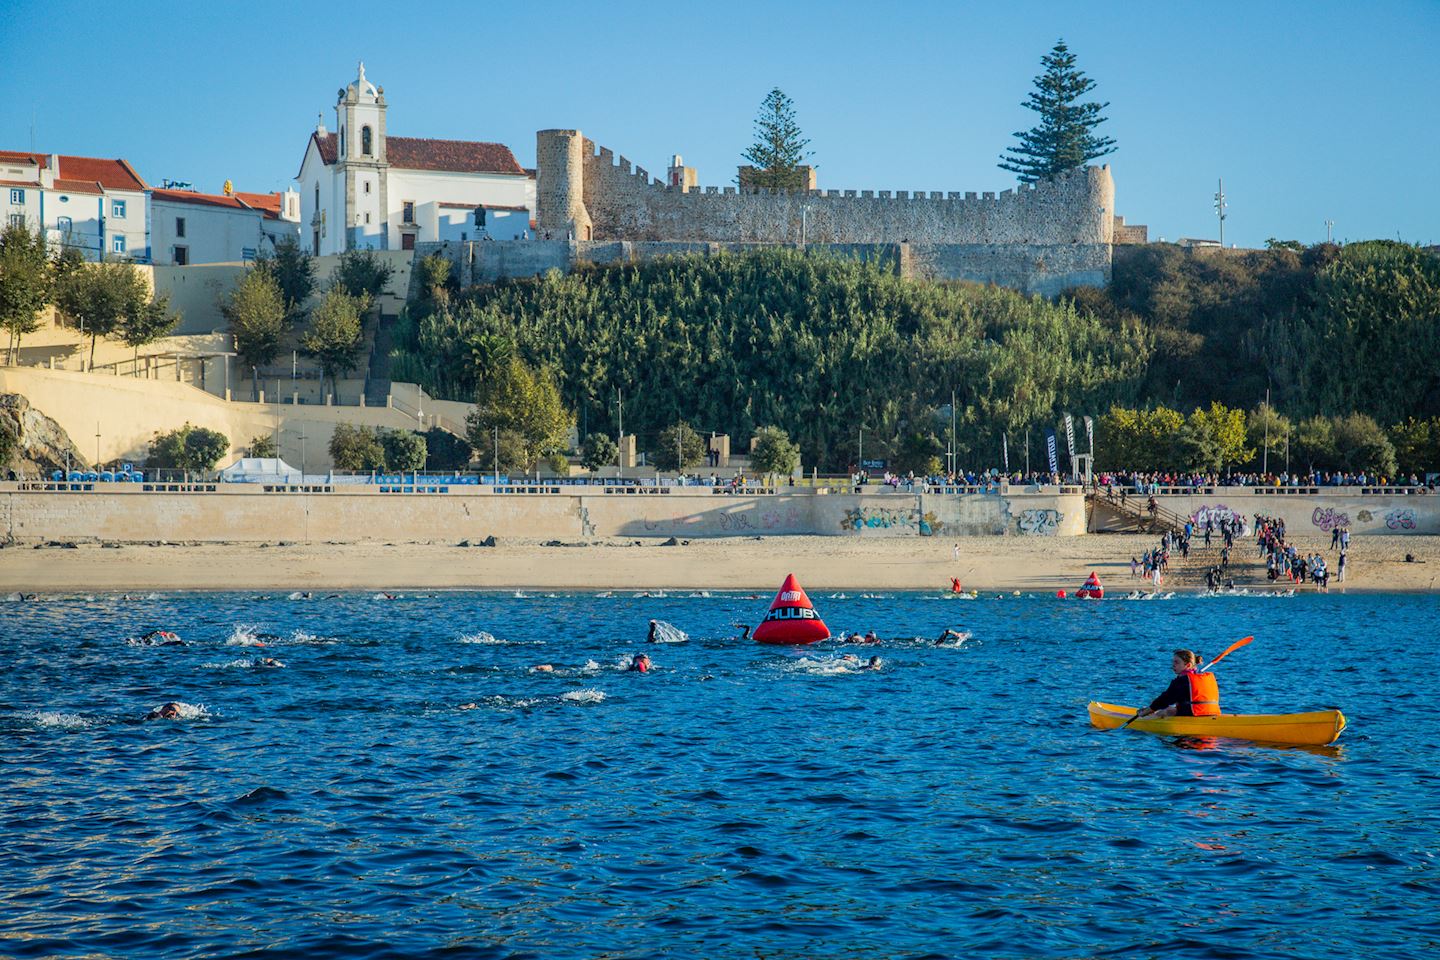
left=752, top=573, right=830, bottom=645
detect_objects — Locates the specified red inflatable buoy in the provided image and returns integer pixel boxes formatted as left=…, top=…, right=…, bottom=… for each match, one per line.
left=752, top=573, right=830, bottom=645
left=1056, top=589, right=1067, bottom=599
left=1075, top=571, right=1104, bottom=600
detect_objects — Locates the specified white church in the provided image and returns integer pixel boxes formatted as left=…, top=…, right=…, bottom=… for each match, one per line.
left=296, top=63, right=533, bottom=255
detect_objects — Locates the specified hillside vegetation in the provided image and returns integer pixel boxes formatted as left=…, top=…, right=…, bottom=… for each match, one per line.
left=390, top=242, right=1440, bottom=474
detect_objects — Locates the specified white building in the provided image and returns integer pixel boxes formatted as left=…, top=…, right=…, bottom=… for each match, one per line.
left=150, top=186, right=301, bottom=265
left=296, top=63, right=533, bottom=255
left=0, top=150, right=150, bottom=260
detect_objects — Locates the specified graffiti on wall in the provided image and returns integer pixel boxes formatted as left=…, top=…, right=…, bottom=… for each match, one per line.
left=1386, top=508, right=1418, bottom=530
left=840, top=507, right=945, bottom=536
left=1190, top=504, right=1242, bottom=528
left=1311, top=507, right=1350, bottom=531
left=1015, top=508, right=1064, bottom=536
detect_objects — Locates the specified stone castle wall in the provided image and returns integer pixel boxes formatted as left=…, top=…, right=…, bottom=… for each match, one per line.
left=539, top=130, right=1114, bottom=247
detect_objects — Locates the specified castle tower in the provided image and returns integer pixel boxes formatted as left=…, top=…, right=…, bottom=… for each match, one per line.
left=536, top=129, right=592, bottom=241
left=335, top=61, right=389, bottom=249
left=667, top=154, right=697, bottom=192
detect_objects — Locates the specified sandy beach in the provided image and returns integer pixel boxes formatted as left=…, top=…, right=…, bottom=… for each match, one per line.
left=3, top=534, right=1436, bottom=593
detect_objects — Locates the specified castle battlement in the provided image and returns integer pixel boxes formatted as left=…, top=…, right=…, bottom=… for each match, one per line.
left=530, top=129, right=1117, bottom=291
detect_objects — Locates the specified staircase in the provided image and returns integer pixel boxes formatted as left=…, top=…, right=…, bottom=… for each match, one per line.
left=1089, top=488, right=1265, bottom=589
left=363, top=311, right=398, bottom=408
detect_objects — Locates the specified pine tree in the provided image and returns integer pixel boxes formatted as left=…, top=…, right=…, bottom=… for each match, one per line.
left=742, top=88, right=812, bottom=191
left=999, top=40, right=1117, bottom=183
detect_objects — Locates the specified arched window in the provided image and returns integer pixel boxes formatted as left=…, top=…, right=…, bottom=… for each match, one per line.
left=340, top=127, right=345, bottom=156
left=362, top=126, right=373, bottom=156
left=314, top=184, right=320, bottom=209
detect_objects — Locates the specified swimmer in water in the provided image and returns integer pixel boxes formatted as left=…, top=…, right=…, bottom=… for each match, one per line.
left=533, top=664, right=555, bottom=673
left=840, top=654, right=861, bottom=664
left=936, top=628, right=965, bottom=644
left=862, top=630, right=880, bottom=644
left=257, top=657, right=284, bottom=668
left=137, top=630, right=186, bottom=646
left=733, top=623, right=752, bottom=640
left=145, top=702, right=183, bottom=720
left=629, top=653, right=652, bottom=673
left=647, top=620, right=658, bottom=642
left=864, top=656, right=883, bottom=670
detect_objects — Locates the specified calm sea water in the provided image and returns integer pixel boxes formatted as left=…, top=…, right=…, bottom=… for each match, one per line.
left=2, top=589, right=1437, bottom=959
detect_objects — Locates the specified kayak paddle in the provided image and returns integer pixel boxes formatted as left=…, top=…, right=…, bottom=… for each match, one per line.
left=1201, top=635, right=1253, bottom=673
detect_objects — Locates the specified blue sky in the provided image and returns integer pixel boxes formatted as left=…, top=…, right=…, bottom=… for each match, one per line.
left=4, top=0, right=1436, bottom=248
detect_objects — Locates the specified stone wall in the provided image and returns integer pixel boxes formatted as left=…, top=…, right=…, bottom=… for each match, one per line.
left=1094, top=490, right=1440, bottom=537
left=0, top=485, right=1086, bottom=543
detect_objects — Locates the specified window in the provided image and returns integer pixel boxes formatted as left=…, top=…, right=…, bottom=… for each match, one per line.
left=113, top=234, right=126, bottom=254
left=364, top=212, right=371, bottom=224
left=176, top=217, right=186, bottom=238
left=313, top=230, right=320, bottom=255
left=173, top=246, right=188, bottom=266
left=314, top=185, right=320, bottom=209
left=56, top=215, right=72, bottom=235
left=362, top=126, right=373, bottom=156
left=340, top=127, right=346, bottom=157
left=7, top=213, right=23, bottom=229
left=363, top=181, right=371, bottom=195
left=112, top=199, right=127, bottom=218
left=8, top=188, right=23, bottom=204
left=402, top=201, right=415, bottom=224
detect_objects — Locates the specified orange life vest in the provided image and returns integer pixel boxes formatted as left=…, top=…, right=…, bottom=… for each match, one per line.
left=1185, top=669, right=1221, bottom=716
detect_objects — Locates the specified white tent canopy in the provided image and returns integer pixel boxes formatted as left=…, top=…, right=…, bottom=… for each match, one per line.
left=219, top=457, right=303, bottom=484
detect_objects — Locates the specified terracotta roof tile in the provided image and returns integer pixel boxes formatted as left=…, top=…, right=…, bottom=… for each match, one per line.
left=150, top=188, right=250, bottom=211
left=0, top=150, right=147, bottom=191
left=310, top=133, right=523, bottom=175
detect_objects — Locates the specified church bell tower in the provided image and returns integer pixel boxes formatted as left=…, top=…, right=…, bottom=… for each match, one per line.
left=335, top=61, right=388, bottom=250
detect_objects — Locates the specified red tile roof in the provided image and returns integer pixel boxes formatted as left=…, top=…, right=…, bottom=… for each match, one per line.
left=151, top=187, right=284, bottom=219
left=0, top=150, right=148, bottom=192
left=309, top=133, right=523, bottom=175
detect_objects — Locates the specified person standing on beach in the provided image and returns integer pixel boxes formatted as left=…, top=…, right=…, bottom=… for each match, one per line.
left=952, top=542, right=960, bottom=561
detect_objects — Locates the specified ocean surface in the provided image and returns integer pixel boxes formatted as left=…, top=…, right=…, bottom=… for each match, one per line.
left=2, top=588, right=1437, bottom=959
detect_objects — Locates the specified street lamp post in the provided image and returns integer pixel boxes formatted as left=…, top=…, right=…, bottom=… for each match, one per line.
left=1214, top=179, right=1227, bottom=248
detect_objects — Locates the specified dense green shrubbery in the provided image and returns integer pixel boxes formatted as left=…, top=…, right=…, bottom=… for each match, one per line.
left=388, top=242, right=1440, bottom=474
left=392, top=249, right=1149, bottom=471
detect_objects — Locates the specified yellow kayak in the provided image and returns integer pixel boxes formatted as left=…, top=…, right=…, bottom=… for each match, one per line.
left=1088, top=701, right=1347, bottom=746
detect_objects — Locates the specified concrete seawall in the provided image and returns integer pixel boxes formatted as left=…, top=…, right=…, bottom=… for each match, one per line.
left=1096, top=488, right=1439, bottom=536
left=1, top=485, right=1085, bottom=543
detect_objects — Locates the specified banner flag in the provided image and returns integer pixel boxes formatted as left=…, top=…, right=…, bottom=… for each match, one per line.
left=1002, top=433, right=1009, bottom=472
left=1045, top=430, right=1058, bottom=474
left=1063, top=414, right=1076, bottom=459
left=1084, top=415, right=1094, bottom=454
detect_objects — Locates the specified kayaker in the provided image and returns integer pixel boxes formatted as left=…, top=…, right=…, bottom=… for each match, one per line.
left=1135, top=649, right=1220, bottom=719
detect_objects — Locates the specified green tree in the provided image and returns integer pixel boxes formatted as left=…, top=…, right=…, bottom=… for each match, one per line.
left=302, top=288, right=366, bottom=396
left=1246, top=402, right=1292, bottom=472
left=418, top=253, right=456, bottom=305
left=1264, top=238, right=1305, bottom=252
left=580, top=431, right=618, bottom=473
left=0, top=223, right=52, bottom=364
left=118, top=293, right=179, bottom=364
left=424, top=428, right=472, bottom=471
left=148, top=423, right=230, bottom=475
left=54, top=258, right=149, bottom=367
left=256, top=235, right=316, bottom=316
left=333, top=248, right=393, bottom=301
left=249, top=434, right=277, bottom=458
left=1188, top=402, right=1252, bottom=471
left=999, top=39, right=1117, bottom=182
left=328, top=423, right=385, bottom=471
left=225, top=268, right=288, bottom=399
left=465, top=356, right=573, bottom=473
left=749, top=425, right=800, bottom=479
left=894, top=431, right=944, bottom=476
left=1294, top=416, right=1336, bottom=470
left=741, top=88, right=812, bottom=191
left=1331, top=412, right=1396, bottom=476
left=654, top=422, right=707, bottom=472
left=380, top=428, right=427, bottom=472
left=0, top=418, right=16, bottom=469
left=1389, top=418, right=1440, bottom=477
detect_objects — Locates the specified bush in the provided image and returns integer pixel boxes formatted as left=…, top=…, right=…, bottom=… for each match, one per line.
left=380, top=429, right=427, bottom=472
left=750, top=426, right=800, bottom=477
left=424, top=429, right=472, bottom=471
left=653, top=422, right=706, bottom=472
left=149, top=424, right=230, bottom=474
left=580, top=432, right=617, bottom=473
left=249, top=435, right=277, bottom=458
left=329, top=423, right=385, bottom=471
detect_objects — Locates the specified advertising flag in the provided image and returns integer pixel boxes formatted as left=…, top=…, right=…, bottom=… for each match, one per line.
left=1045, top=430, right=1058, bottom=474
